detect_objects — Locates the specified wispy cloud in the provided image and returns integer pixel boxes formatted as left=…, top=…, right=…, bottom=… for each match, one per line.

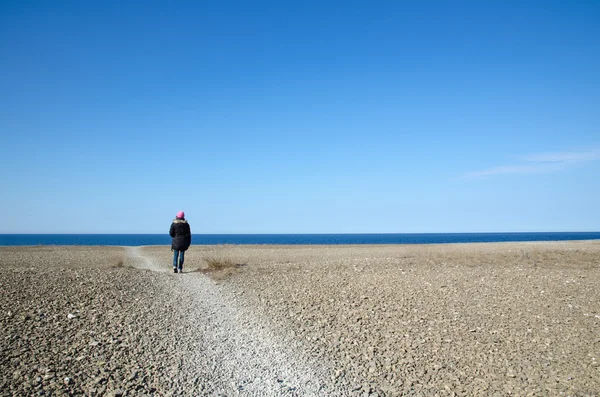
left=463, top=164, right=559, bottom=178
left=523, top=150, right=600, bottom=163
left=461, top=149, right=600, bottom=179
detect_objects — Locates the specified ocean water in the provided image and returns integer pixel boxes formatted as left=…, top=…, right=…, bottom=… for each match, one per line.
left=0, top=232, right=599, bottom=246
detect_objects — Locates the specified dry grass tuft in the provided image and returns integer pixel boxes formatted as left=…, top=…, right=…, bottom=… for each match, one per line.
left=204, top=256, right=237, bottom=270
left=112, top=259, right=125, bottom=268
left=199, top=255, right=247, bottom=281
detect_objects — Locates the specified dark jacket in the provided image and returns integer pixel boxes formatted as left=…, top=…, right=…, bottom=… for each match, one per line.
left=169, top=219, right=191, bottom=251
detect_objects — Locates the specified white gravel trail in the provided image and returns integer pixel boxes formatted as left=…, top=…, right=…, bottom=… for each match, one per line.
left=126, top=246, right=169, bottom=273
left=126, top=246, right=334, bottom=396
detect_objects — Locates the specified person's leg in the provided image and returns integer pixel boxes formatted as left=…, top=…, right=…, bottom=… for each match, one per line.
left=178, top=250, right=185, bottom=272
left=173, top=250, right=179, bottom=272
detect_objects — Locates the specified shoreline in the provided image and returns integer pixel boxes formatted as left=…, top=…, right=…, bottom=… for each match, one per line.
left=1, top=238, right=600, bottom=248
left=2, top=232, right=600, bottom=248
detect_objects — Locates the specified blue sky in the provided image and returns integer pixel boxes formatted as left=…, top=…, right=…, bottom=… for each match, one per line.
left=1, top=1, right=599, bottom=233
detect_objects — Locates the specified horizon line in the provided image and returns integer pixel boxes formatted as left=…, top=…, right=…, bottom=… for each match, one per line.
left=2, top=231, right=600, bottom=235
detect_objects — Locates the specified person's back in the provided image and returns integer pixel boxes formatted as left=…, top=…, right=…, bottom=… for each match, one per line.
left=169, top=211, right=191, bottom=273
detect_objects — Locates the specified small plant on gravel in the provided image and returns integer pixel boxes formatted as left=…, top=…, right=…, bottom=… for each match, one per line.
left=204, top=256, right=237, bottom=270
left=199, top=255, right=246, bottom=281
left=113, top=259, right=125, bottom=268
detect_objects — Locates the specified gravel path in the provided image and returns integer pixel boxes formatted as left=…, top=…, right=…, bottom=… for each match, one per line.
left=125, top=246, right=333, bottom=396
left=126, top=246, right=168, bottom=273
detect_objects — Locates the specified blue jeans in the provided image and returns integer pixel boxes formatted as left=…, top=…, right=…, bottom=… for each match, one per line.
left=173, top=250, right=185, bottom=269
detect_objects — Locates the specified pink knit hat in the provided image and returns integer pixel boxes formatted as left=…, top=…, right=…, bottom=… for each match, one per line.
left=176, top=211, right=185, bottom=219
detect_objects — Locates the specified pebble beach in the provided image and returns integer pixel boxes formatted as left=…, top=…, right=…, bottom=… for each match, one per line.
left=1, top=241, right=599, bottom=396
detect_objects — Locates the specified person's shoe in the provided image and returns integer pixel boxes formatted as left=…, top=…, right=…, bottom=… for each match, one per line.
left=178, top=267, right=183, bottom=273
left=173, top=268, right=178, bottom=273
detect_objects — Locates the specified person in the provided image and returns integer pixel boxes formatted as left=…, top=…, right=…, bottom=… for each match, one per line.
left=169, top=211, right=191, bottom=273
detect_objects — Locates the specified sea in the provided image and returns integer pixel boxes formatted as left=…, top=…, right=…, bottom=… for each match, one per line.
left=0, top=232, right=599, bottom=246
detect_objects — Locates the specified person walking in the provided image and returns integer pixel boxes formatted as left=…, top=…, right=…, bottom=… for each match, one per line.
left=169, top=211, right=191, bottom=273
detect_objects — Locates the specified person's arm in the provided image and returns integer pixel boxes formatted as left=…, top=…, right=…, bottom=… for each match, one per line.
left=169, top=223, right=175, bottom=237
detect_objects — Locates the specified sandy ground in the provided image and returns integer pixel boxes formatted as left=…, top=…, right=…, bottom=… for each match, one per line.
left=1, top=241, right=599, bottom=396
